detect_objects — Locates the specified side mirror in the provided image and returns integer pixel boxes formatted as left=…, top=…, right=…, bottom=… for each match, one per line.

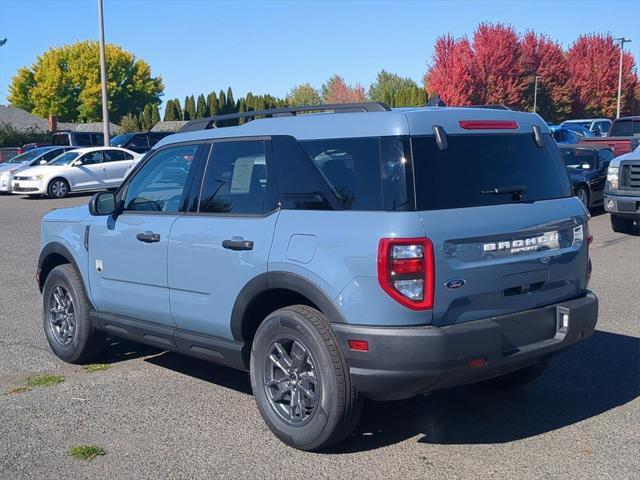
left=89, top=191, right=117, bottom=216
left=72, top=159, right=83, bottom=166
left=39, top=159, right=48, bottom=165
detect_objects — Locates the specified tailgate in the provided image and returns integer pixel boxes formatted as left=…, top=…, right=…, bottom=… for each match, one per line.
left=419, top=199, right=589, bottom=326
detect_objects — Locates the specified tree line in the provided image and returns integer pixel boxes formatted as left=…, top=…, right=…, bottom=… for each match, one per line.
left=7, top=26, right=640, bottom=133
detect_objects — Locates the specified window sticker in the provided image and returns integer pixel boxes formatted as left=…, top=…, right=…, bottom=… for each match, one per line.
left=230, top=156, right=255, bottom=194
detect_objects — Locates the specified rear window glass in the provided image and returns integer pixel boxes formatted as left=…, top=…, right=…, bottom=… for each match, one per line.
left=300, top=137, right=412, bottom=211
left=561, top=149, right=596, bottom=169
left=51, top=134, right=70, bottom=146
left=609, top=119, right=640, bottom=137
left=75, top=133, right=93, bottom=146
left=412, top=134, right=571, bottom=211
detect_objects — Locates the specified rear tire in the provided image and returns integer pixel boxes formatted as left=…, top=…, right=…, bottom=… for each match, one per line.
left=47, top=178, right=70, bottom=198
left=482, top=361, right=548, bottom=389
left=42, top=264, right=106, bottom=363
left=250, top=305, right=362, bottom=451
left=575, top=186, right=589, bottom=208
left=610, top=215, right=635, bottom=234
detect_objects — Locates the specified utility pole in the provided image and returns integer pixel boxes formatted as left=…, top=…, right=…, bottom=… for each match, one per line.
left=614, top=37, right=631, bottom=119
left=533, top=75, right=542, bottom=114
left=98, top=0, right=110, bottom=145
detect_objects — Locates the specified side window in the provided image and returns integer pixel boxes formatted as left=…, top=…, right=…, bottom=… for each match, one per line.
left=103, top=150, right=126, bottom=162
left=75, top=133, right=93, bottom=146
left=124, top=152, right=134, bottom=160
left=199, top=140, right=275, bottom=214
left=148, top=133, right=167, bottom=146
left=129, top=134, right=149, bottom=149
left=41, top=149, right=64, bottom=162
left=81, top=151, right=102, bottom=165
left=301, top=138, right=384, bottom=210
left=123, top=144, right=198, bottom=213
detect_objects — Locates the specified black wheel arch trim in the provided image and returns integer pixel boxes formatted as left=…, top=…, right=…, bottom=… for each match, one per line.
left=230, top=271, right=347, bottom=342
left=38, top=241, right=84, bottom=294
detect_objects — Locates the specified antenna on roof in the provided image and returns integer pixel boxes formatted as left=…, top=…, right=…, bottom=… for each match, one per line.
left=426, top=95, right=446, bottom=107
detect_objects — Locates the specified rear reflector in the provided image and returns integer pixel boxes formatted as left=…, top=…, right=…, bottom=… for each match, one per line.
left=459, top=120, right=518, bottom=130
left=468, top=357, right=487, bottom=368
left=347, top=339, right=369, bottom=352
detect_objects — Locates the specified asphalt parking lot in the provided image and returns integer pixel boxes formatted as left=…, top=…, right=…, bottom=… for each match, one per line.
left=0, top=192, right=638, bottom=480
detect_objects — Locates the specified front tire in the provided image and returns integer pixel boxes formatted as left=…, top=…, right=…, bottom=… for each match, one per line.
left=575, top=186, right=589, bottom=208
left=42, top=264, right=105, bottom=363
left=610, top=215, right=635, bottom=234
left=47, top=178, right=70, bottom=198
left=250, top=305, right=362, bottom=451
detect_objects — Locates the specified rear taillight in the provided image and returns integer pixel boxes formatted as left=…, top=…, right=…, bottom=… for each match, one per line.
left=377, top=237, right=434, bottom=310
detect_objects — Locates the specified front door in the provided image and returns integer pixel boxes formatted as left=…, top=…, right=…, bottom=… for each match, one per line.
left=168, top=139, right=279, bottom=339
left=88, top=143, right=201, bottom=327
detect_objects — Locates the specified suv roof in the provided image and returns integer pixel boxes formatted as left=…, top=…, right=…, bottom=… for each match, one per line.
left=155, top=105, right=548, bottom=150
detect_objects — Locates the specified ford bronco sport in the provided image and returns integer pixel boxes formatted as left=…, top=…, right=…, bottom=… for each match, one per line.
left=37, top=103, right=598, bottom=451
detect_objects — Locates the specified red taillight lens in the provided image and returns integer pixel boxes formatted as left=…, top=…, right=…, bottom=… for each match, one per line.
left=459, top=120, right=518, bottom=130
left=347, top=339, right=369, bottom=352
left=377, top=237, right=434, bottom=310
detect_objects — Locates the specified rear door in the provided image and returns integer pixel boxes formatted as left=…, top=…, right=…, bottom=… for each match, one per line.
left=70, top=151, right=105, bottom=190
left=168, top=138, right=279, bottom=339
left=411, top=132, right=589, bottom=327
left=88, top=143, right=203, bottom=327
left=102, top=149, right=133, bottom=186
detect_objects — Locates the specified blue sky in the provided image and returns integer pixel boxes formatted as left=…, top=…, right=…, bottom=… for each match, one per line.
left=1, top=0, right=639, bottom=113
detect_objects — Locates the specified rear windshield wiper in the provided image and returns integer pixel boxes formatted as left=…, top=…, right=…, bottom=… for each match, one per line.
left=481, top=185, right=527, bottom=200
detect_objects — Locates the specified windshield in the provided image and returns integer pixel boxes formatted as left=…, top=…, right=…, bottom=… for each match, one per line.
left=609, top=119, right=640, bottom=137
left=561, top=149, right=596, bottom=170
left=412, top=134, right=572, bottom=210
left=110, top=134, right=133, bottom=146
left=49, top=151, right=80, bottom=165
left=8, top=150, right=44, bottom=163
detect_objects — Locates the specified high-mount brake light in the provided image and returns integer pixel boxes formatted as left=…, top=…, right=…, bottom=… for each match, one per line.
left=459, top=120, right=519, bottom=130
left=377, top=237, right=434, bottom=310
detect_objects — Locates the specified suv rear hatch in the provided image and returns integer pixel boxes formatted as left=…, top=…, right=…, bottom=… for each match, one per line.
left=411, top=131, right=589, bottom=327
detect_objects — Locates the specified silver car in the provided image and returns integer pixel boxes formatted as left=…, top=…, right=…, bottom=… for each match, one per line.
left=0, top=146, right=75, bottom=193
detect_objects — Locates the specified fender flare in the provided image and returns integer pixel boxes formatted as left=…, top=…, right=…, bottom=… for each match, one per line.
left=37, top=241, right=82, bottom=292
left=230, top=271, right=347, bottom=342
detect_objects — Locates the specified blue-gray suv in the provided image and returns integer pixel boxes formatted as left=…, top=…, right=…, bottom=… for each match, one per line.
left=37, top=103, right=598, bottom=450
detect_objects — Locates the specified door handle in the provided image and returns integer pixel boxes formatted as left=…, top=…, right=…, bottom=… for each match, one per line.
left=136, top=231, right=161, bottom=243
left=222, top=239, right=254, bottom=251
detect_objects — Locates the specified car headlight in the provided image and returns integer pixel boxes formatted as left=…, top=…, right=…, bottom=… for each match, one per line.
left=607, top=166, right=619, bottom=189
left=24, top=174, right=44, bottom=181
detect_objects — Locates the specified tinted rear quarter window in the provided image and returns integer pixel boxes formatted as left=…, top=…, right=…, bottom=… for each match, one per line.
left=609, top=119, right=640, bottom=136
left=412, top=134, right=571, bottom=210
left=75, top=133, right=93, bottom=146
left=51, top=134, right=70, bottom=146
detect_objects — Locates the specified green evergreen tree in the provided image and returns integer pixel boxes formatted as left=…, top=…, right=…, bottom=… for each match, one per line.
left=139, top=104, right=153, bottom=130
left=120, top=113, right=141, bottom=132
left=207, top=92, right=218, bottom=116
left=150, top=103, right=160, bottom=127
left=218, top=90, right=227, bottom=115
left=196, top=94, right=207, bottom=118
left=173, top=98, right=183, bottom=121
left=226, top=87, right=235, bottom=114
left=163, top=99, right=175, bottom=121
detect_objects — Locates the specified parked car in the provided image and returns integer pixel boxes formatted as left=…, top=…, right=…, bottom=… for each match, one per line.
left=12, top=147, right=141, bottom=198
left=36, top=103, right=597, bottom=451
left=560, top=118, right=611, bottom=137
left=51, top=131, right=105, bottom=148
left=604, top=145, right=640, bottom=233
left=559, top=124, right=595, bottom=138
left=559, top=145, right=614, bottom=208
left=0, top=146, right=76, bottom=193
left=110, top=132, right=172, bottom=154
left=578, top=116, right=640, bottom=156
left=550, top=126, right=582, bottom=144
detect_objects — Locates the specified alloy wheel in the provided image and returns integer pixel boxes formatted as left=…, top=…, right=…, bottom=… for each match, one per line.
left=47, top=285, right=76, bottom=346
left=264, top=337, right=319, bottom=426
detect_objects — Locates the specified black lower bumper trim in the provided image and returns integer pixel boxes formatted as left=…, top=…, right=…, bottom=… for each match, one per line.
left=333, top=292, right=598, bottom=401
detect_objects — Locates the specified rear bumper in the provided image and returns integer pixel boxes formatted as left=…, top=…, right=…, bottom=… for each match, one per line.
left=604, top=193, right=640, bottom=218
left=333, top=292, right=598, bottom=401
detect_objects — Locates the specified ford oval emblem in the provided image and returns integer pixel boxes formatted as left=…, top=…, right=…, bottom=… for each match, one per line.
left=445, top=278, right=467, bottom=290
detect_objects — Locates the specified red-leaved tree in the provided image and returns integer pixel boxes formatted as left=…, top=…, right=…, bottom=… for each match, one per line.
left=322, top=75, right=366, bottom=104
left=425, top=34, right=479, bottom=105
left=519, top=31, right=572, bottom=122
left=472, top=23, right=524, bottom=107
left=567, top=33, right=638, bottom=117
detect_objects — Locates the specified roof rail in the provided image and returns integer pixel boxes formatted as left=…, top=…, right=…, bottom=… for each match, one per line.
left=459, top=104, right=512, bottom=111
left=178, top=102, right=391, bottom=132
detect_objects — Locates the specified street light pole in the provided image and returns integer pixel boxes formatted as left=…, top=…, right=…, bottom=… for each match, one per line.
left=98, top=0, right=110, bottom=145
left=614, top=37, right=631, bottom=119
left=533, top=75, right=542, bottom=114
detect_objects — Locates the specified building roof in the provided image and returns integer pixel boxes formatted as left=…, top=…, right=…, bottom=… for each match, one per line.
left=151, top=120, right=188, bottom=132
left=57, top=122, right=122, bottom=134
left=0, top=105, right=48, bottom=133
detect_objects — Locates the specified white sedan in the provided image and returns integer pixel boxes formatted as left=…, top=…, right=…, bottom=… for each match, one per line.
left=11, top=147, right=142, bottom=198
